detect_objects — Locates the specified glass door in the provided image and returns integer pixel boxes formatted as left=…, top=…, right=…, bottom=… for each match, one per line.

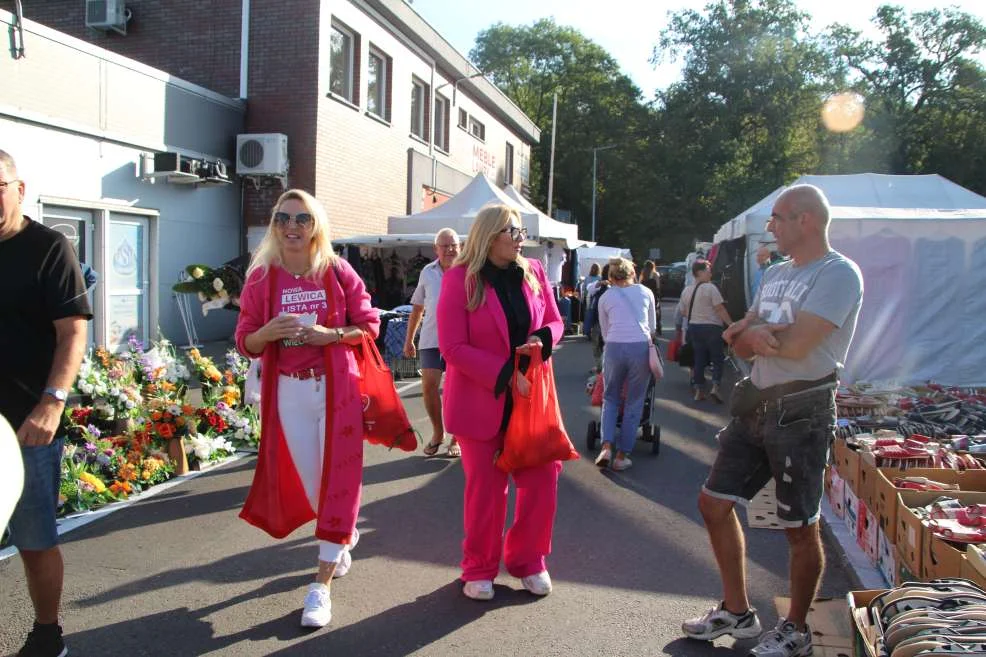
left=42, top=206, right=97, bottom=347
left=106, top=215, right=150, bottom=351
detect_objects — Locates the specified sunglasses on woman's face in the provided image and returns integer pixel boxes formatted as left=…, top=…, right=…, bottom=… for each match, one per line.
left=273, top=212, right=313, bottom=228
left=500, top=226, right=528, bottom=241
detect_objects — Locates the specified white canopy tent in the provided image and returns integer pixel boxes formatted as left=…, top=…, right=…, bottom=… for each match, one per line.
left=388, top=173, right=591, bottom=249
left=713, top=173, right=986, bottom=386
left=576, top=244, right=633, bottom=272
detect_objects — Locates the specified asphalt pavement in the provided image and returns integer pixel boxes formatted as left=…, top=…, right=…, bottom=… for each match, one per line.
left=0, top=301, right=855, bottom=656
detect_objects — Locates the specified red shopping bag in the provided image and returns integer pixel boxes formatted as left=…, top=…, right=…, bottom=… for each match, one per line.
left=590, top=373, right=604, bottom=407
left=496, top=352, right=579, bottom=473
left=353, top=334, right=417, bottom=451
left=667, top=335, right=682, bottom=363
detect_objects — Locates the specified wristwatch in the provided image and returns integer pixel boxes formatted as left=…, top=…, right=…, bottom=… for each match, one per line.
left=335, top=328, right=345, bottom=341
left=43, top=387, right=68, bottom=403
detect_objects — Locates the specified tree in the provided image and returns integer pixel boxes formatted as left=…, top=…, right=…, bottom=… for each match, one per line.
left=825, top=5, right=986, bottom=189
left=651, top=0, right=837, bottom=256
left=470, top=19, right=660, bottom=249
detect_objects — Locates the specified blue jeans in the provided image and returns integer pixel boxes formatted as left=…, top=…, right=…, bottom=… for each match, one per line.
left=601, top=341, right=651, bottom=455
left=687, top=324, right=725, bottom=387
left=8, top=438, right=64, bottom=551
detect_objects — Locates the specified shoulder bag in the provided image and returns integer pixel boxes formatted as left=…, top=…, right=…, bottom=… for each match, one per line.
left=676, top=282, right=705, bottom=368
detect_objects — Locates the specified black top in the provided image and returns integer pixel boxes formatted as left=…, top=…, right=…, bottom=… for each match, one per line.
left=641, top=275, right=660, bottom=300
left=480, top=260, right=553, bottom=431
left=0, top=219, right=92, bottom=429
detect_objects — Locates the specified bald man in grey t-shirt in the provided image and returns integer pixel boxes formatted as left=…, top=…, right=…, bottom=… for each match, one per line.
left=682, top=184, right=863, bottom=657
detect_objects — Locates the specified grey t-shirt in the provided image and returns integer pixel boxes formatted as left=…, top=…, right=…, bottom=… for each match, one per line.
left=750, top=250, right=863, bottom=388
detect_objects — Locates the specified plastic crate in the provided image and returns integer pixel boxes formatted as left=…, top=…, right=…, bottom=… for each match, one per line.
left=390, top=356, right=420, bottom=380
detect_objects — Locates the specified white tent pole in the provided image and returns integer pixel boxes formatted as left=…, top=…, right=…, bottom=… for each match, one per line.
left=546, top=92, right=557, bottom=216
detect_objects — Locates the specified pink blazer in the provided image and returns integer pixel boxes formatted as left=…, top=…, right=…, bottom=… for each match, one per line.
left=437, top=258, right=563, bottom=441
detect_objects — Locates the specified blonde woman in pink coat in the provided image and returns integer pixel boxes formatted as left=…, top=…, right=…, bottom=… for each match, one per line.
left=437, top=204, right=565, bottom=601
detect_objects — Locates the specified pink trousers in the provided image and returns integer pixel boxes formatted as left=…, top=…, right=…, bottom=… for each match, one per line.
left=457, top=434, right=562, bottom=582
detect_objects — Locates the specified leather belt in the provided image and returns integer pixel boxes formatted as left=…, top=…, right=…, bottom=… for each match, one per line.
left=281, top=367, right=324, bottom=381
left=758, top=372, right=837, bottom=404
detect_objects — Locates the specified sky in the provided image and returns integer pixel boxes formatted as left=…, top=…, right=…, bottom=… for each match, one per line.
left=408, top=0, right=986, bottom=97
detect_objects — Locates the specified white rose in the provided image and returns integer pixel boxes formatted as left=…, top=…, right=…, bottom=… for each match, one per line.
left=191, top=267, right=205, bottom=279
left=213, top=278, right=224, bottom=292
left=197, top=291, right=207, bottom=302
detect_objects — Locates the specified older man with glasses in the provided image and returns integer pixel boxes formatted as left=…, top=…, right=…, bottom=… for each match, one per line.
left=404, top=227, right=462, bottom=457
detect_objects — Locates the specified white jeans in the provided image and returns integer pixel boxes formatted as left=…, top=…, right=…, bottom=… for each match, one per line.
left=277, top=374, right=346, bottom=564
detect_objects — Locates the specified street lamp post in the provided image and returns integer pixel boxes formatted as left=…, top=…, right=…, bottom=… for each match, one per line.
left=591, top=144, right=617, bottom=242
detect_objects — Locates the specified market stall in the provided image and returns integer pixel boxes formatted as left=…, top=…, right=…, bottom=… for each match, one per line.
left=711, top=173, right=986, bottom=386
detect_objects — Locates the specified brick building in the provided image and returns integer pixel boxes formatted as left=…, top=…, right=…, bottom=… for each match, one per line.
left=8, top=0, right=540, bottom=246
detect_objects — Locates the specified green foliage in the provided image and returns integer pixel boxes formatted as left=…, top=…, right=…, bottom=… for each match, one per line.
left=470, top=1, right=986, bottom=262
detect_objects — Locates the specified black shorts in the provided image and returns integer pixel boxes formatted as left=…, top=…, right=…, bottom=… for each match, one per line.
left=703, top=387, right=836, bottom=527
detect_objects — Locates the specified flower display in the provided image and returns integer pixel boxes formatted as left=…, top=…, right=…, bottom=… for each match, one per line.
left=171, top=255, right=248, bottom=315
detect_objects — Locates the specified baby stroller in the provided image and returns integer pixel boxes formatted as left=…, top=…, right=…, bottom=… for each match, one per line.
left=584, top=370, right=661, bottom=455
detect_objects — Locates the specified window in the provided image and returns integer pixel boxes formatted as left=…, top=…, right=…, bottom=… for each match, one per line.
left=367, top=47, right=391, bottom=121
left=434, top=94, right=450, bottom=151
left=410, top=77, right=430, bottom=140
left=468, top=116, right=486, bottom=141
left=504, top=142, right=514, bottom=185
left=458, top=108, right=468, bottom=129
left=330, top=22, right=359, bottom=104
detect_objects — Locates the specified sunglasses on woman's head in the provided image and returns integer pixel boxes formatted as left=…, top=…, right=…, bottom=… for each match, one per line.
left=273, top=212, right=313, bottom=228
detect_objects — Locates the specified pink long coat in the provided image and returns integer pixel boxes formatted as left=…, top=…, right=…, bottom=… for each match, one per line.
left=437, top=259, right=563, bottom=440
left=235, top=260, right=379, bottom=544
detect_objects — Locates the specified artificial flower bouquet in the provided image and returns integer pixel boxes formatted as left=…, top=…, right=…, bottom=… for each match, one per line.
left=171, top=254, right=249, bottom=315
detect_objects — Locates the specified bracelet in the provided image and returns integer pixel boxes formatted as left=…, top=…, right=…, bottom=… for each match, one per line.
left=335, top=327, right=345, bottom=341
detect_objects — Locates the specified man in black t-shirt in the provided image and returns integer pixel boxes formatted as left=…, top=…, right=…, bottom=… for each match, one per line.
left=1, top=150, right=91, bottom=657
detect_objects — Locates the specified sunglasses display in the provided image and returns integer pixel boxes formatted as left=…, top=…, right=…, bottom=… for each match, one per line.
left=273, top=212, right=313, bottom=227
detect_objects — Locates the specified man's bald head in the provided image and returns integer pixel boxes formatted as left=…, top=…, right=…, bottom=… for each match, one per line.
left=778, top=184, right=830, bottom=230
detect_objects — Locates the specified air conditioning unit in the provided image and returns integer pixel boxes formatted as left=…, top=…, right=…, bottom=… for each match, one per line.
left=236, top=133, right=289, bottom=177
left=151, top=152, right=200, bottom=184
left=86, top=0, right=128, bottom=34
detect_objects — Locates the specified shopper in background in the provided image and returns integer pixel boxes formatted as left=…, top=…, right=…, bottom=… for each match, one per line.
left=236, top=188, right=380, bottom=630
left=594, top=257, right=657, bottom=472
left=676, top=259, right=732, bottom=402
left=587, top=263, right=612, bottom=372
left=0, top=149, right=92, bottom=657
left=639, top=260, right=662, bottom=334
left=437, top=203, right=564, bottom=602
left=404, top=228, right=461, bottom=457
left=580, top=263, right=601, bottom=339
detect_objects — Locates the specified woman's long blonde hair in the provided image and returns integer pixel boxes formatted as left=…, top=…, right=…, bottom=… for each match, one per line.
left=246, top=189, right=338, bottom=280
left=456, top=204, right=540, bottom=311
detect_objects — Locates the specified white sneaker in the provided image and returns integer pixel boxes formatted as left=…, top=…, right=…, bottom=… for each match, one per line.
left=463, top=580, right=494, bottom=601
left=612, top=456, right=633, bottom=471
left=595, top=446, right=612, bottom=468
left=333, top=527, right=360, bottom=578
left=521, top=571, right=553, bottom=596
left=300, top=583, right=332, bottom=628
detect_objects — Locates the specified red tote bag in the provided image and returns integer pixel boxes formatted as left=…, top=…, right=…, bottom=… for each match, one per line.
left=496, top=351, right=579, bottom=473
left=353, top=334, right=417, bottom=452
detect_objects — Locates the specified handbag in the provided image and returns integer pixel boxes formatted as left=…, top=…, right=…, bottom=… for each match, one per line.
left=677, top=282, right=705, bottom=368
left=353, top=333, right=417, bottom=451
left=496, top=351, right=579, bottom=473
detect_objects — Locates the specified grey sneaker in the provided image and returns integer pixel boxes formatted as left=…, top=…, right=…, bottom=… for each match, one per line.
left=749, top=618, right=812, bottom=657
left=682, top=602, right=762, bottom=641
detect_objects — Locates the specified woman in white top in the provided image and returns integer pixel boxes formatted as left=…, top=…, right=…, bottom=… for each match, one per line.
left=593, top=257, right=657, bottom=472
left=675, top=259, right=732, bottom=402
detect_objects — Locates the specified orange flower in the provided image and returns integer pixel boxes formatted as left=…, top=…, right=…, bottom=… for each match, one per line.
left=176, top=417, right=186, bottom=427
left=182, top=404, right=194, bottom=415
left=157, top=423, right=175, bottom=439
left=160, top=381, right=175, bottom=393
left=206, top=367, right=222, bottom=382
left=224, top=370, right=235, bottom=385
left=189, top=348, right=201, bottom=360
left=118, top=463, right=138, bottom=482
left=151, top=411, right=162, bottom=421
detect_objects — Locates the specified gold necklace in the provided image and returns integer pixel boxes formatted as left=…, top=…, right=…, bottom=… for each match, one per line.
left=285, top=265, right=310, bottom=279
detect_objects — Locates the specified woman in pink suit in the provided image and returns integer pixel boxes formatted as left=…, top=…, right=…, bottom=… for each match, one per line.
left=437, top=203, right=565, bottom=601
left=235, top=189, right=379, bottom=629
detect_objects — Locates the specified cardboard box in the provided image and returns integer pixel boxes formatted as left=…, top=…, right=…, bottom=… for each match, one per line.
left=872, top=467, right=986, bottom=539
left=774, top=596, right=853, bottom=655
left=827, top=469, right=846, bottom=519
left=857, top=452, right=879, bottom=512
left=834, top=439, right=860, bottom=495
left=896, top=490, right=986, bottom=581
left=857, top=501, right=879, bottom=565
left=845, top=486, right=861, bottom=542
left=922, top=531, right=966, bottom=580
left=896, top=546, right=918, bottom=585
left=847, top=590, right=887, bottom=657
left=962, top=548, right=986, bottom=590
left=877, top=528, right=896, bottom=586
